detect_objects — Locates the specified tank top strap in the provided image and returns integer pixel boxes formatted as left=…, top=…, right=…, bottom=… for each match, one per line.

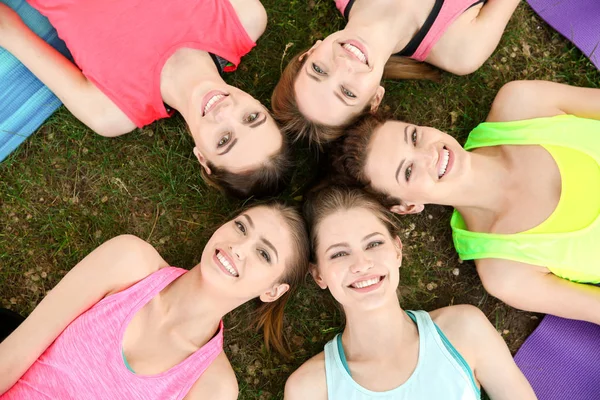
left=101, top=267, right=188, bottom=310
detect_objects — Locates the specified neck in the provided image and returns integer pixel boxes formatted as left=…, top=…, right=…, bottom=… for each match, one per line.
left=342, top=296, right=416, bottom=361
left=453, top=150, right=513, bottom=221
left=347, top=0, right=424, bottom=56
left=160, top=48, right=225, bottom=120
left=156, top=267, right=237, bottom=347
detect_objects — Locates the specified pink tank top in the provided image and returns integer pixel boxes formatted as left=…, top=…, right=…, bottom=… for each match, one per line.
left=334, top=0, right=483, bottom=61
left=26, top=0, right=256, bottom=128
left=1, top=267, right=224, bottom=400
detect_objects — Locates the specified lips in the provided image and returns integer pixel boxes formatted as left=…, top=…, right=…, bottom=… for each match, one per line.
left=201, top=90, right=229, bottom=117
left=341, top=40, right=368, bottom=65
left=347, top=275, right=385, bottom=293
left=437, top=146, right=453, bottom=179
left=213, top=249, right=239, bottom=277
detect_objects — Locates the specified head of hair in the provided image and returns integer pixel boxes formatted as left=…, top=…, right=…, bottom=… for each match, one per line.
left=199, top=133, right=292, bottom=199
left=271, top=49, right=439, bottom=149
left=303, top=185, right=399, bottom=263
left=251, top=201, right=310, bottom=356
left=329, top=113, right=401, bottom=207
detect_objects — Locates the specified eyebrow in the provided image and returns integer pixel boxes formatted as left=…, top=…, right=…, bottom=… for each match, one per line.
left=395, top=125, right=411, bottom=183
left=324, top=232, right=384, bottom=254
left=334, top=92, right=351, bottom=106
left=218, top=137, right=238, bottom=156
left=305, top=65, right=323, bottom=83
left=243, top=214, right=279, bottom=262
left=249, top=116, right=267, bottom=129
left=363, top=232, right=383, bottom=241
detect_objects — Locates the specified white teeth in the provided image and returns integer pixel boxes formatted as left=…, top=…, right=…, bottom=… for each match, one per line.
left=342, top=43, right=367, bottom=64
left=438, top=149, right=450, bottom=178
left=351, top=277, right=380, bottom=289
left=216, top=252, right=238, bottom=277
left=203, top=94, right=225, bottom=115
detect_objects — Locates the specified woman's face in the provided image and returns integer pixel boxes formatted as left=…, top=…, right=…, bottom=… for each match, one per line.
left=312, top=207, right=402, bottom=312
left=365, top=120, right=467, bottom=212
left=200, top=206, right=295, bottom=303
left=187, top=85, right=283, bottom=175
left=294, top=32, right=385, bottom=126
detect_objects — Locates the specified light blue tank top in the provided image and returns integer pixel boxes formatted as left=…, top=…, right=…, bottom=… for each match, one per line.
left=323, top=310, right=481, bottom=399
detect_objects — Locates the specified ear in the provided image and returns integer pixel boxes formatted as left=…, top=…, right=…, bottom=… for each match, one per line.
left=193, top=147, right=211, bottom=175
left=259, top=283, right=290, bottom=303
left=299, top=40, right=322, bottom=62
left=369, top=86, right=386, bottom=112
left=393, top=235, right=403, bottom=264
left=309, top=263, right=328, bottom=290
left=390, top=202, right=424, bottom=215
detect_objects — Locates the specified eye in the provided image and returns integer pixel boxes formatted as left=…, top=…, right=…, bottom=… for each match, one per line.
left=411, top=128, right=417, bottom=145
left=330, top=251, right=348, bottom=259
left=258, top=249, right=271, bottom=263
left=244, top=112, right=259, bottom=123
left=366, top=240, right=384, bottom=250
left=312, top=63, right=326, bottom=75
left=405, top=164, right=413, bottom=182
left=234, top=220, right=247, bottom=235
left=341, top=86, right=356, bottom=98
left=218, top=132, right=231, bottom=148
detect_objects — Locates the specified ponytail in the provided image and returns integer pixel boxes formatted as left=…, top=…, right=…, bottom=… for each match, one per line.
left=254, top=291, right=294, bottom=357
left=383, top=55, right=441, bottom=81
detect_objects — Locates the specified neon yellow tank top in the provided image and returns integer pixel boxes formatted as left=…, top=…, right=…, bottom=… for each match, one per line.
left=451, top=115, right=600, bottom=283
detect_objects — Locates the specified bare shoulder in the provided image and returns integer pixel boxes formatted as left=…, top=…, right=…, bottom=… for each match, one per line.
left=430, top=304, right=492, bottom=340
left=184, top=352, right=238, bottom=400
left=487, top=80, right=565, bottom=122
left=101, top=235, right=168, bottom=294
left=226, top=0, right=267, bottom=42
left=285, top=352, right=328, bottom=400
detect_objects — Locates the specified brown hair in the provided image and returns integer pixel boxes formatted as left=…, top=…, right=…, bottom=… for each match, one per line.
left=329, top=113, right=400, bottom=208
left=252, top=201, right=310, bottom=356
left=200, top=132, right=292, bottom=199
left=271, top=48, right=439, bottom=148
left=303, top=185, right=399, bottom=263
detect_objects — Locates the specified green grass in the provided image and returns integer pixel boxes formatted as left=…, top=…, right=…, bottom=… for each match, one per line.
left=1, top=1, right=599, bottom=398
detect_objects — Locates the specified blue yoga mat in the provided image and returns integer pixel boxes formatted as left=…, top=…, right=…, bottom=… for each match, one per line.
left=0, top=0, right=70, bottom=162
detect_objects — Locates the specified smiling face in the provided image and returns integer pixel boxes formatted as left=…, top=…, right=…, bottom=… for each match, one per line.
left=200, top=205, right=295, bottom=304
left=312, top=207, right=402, bottom=311
left=187, top=85, right=283, bottom=175
left=364, top=120, right=467, bottom=212
left=294, top=33, right=385, bottom=126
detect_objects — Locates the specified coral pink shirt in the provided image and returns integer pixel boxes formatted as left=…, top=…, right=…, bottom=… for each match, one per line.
left=2, top=267, right=224, bottom=400
left=26, top=0, right=256, bottom=127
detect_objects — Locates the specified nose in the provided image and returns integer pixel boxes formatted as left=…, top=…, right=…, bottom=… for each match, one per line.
left=212, top=100, right=234, bottom=123
left=335, top=53, right=355, bottom=74
left=417, top=145, right=437, bottom=169
left=349, top=252, right=374, bottom=274
left=228, top=241, right=246, bottom=261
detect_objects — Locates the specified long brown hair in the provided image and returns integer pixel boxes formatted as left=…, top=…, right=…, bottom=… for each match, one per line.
left=329, top=113, right=401, bottom=207
left=200, top=132, right=292, bottom=198
left=303, top=185, right=399, bottom=263
left=252, top=202, right=310, bottom=356
left=271, top=48, right=439, bottom=148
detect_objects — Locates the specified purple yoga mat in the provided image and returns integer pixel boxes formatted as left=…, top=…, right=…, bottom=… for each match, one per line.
left=527, top=0, right=600, bottom=69
left=514, top=315, right=600, bottom=400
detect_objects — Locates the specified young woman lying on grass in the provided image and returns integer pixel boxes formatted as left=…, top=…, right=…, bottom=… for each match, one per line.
left=0, top=202, right=309, bottom=399
left=0, top=0, right=289, bottom=197
left=286, top=186, right=535, bottom=400
left=272, top=0, right=520, bottom=147
left=334, top=80, right=600, bottom=324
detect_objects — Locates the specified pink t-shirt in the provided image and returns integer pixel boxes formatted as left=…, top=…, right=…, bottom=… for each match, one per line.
left=2, top=267, right=224, bottom=400
left=26, top=0, right=256, bottom=127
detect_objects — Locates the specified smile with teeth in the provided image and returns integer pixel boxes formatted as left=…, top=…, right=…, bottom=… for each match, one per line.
left=350, top=276, right=383, bottom=289
left=203, top=94, right=227, bottom=116
left=342, top=43, right=367, bottom=64
left=438, top=147, right=450, bottom=178
left=216, top=251, right=238, bottom=277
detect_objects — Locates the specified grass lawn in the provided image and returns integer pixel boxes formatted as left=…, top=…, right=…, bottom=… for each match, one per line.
left=1, top=1, right=599, bottom=399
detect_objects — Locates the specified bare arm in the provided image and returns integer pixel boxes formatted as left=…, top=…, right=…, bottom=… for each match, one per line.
left=0, top=4, right=136, bottom=136
left=183, top=352, right=239, bottom=400
left=433, top=305, right=537, bottom=400
left=487, top=80, right=600, bottom=122
left=429, top=0, right=521, bottom=75
left=0, top=235, right=166, bottom=394
left=284, top=352, right=328, bottom=400
left=477, top=258, right=600, bottom=325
